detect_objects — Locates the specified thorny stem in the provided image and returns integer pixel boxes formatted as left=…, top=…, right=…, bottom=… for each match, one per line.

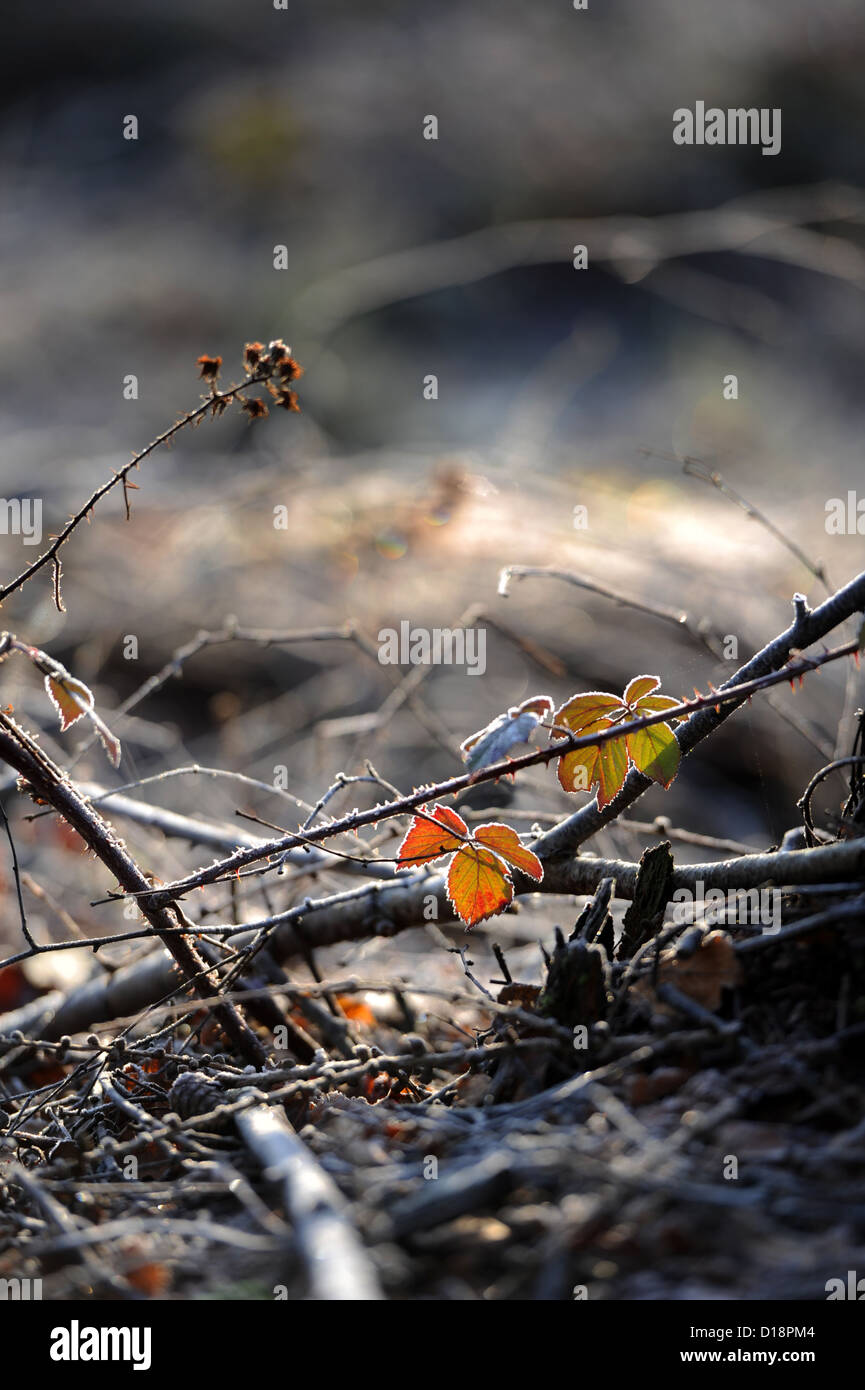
left=0, top=368, right=275, bottom=611
left=139, top=581, right=864, bottom=909
left=0, top=709, right=267, bottom=1066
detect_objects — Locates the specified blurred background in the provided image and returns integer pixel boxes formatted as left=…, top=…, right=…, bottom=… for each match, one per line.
left=1, top=0, right=864, bottom=959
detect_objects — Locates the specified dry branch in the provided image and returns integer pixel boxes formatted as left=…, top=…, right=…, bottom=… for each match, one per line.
left=236, top=1101, right=382, bottom=1300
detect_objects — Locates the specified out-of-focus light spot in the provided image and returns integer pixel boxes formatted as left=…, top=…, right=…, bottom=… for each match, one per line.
left=375, top=533, right=407, bottom=559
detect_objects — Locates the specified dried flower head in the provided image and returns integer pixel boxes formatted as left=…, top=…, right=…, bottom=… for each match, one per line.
left=241, top=396, right=269, bottom=420
left=278, top=356, right=304, bottom=383
left=243, top=342, right=265, bottom=371
left=196, top=355, right=222, bottom=383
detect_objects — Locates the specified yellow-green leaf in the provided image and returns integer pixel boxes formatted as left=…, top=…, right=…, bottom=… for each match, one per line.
left=554, top=691, right=625, bottom=733
left=626, top=721, right=680, bottom=788
left=623, top=674, right=661, bottom=706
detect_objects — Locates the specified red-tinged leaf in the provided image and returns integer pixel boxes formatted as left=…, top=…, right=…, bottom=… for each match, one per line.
left=556, top=719, right=607, bottom=793
left=397, top=804, right=468, bottom=867
left=556, top=717, right=629, bottom=807
left=447, top=844, right=513, bottom=928
left=554, top=691, right=624, bottom=734
left=45, top=673, right=93, bottom=730
left=595, top=732, right=630, bottom=807
left=473, top=824, right=543, bottom=882
left=624, top=674, right=661, bottom=705
left=626, top=720, right=680, bottom=788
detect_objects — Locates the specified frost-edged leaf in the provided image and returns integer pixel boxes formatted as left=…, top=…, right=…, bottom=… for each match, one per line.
left=636, top=694, right=686, bottom=720
left=45, top=673, right=94, bottom=731
left=460, top=696, right=553, bottom=772
left=556, top=717, right=628, bottom=806
left=45, top=672, right=122, bottom=766
left=396, top=804, right=468, bottom=867
left=474, top=824, right=543, bottom=882
left=626, top=720, right=680, bottom=788
left=624, top=674, right=661, bottom=706
left=554, top=691, right=624, bottom=734
left=556, top=717, right=607, bottom=795
left=447, top=844, right=513, bottom=928
left=595, top=733, right=629, bottom=807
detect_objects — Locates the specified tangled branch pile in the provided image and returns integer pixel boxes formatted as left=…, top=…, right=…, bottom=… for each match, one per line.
left=0, top=349, right=863, bottom=1300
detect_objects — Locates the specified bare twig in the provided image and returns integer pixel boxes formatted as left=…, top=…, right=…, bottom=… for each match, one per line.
left=236, top=1102, right=383, bottom=1300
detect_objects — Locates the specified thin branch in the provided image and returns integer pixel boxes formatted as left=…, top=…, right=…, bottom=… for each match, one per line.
left=141, top=604, right=865, bottom=909
left=236, top=1102, right=383, bottom=1300
left=0, top=709, right=266, bottom=1067
left=0, top=361, right=286, bottom=610
left=0, top=799, right=35, bottom=949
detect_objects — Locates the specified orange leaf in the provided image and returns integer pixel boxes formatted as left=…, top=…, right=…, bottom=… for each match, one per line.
left=397, top=804, right=467, bottom=867
left=336, top=995, right=376, bottom=1026
left=447, top=845, right=513, bottom=928
left=556, top=717, right=628, bottom=806
left=474, top=823, right=543, bottom=882
left=45, top=673, right=93, bottom=730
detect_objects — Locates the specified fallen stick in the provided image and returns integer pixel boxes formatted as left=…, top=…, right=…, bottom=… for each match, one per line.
left=3, top=839, right=864, bottom=1041
left=235, top=1101, right=383, bottom=1301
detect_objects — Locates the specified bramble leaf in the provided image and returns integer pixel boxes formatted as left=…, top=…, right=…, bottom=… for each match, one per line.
left=460, top=696, right=553, bottom=772
left=45, top=672, right=122, bottom=767
left=396, top=805, right=468, bottom=866
left=45, top=673, right=94, bottom=730
left=396, top=802, right=537, bottom=928
left=556, top=717, right=629, bottom=806
left=626, top=719, right=680, bottom=787
left=623, top=674, right=661, bottom=705
left=553, top=675, right=681, bottom=804
left=447, top=844, right=513, bottom=927
left=636, top=694, right=686, bottom=720
left=473, top=823, right=543, bottom=882
left=553, top=691, right=623, bottom=732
